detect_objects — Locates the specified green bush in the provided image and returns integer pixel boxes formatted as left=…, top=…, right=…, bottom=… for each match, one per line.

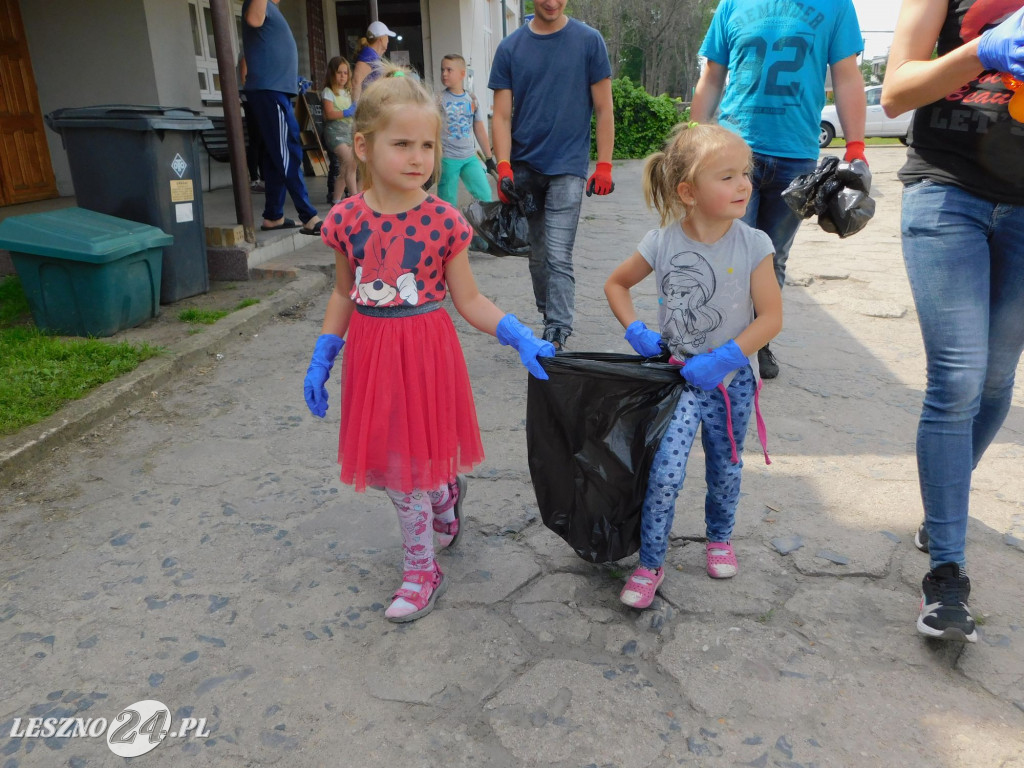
left=593, top=77, right=687, bottom=160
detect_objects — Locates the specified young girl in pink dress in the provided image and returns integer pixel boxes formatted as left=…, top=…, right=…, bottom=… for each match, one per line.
left=302, top=63, right=553, bottom=623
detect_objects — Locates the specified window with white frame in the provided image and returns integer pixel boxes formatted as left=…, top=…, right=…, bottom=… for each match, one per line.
left=188, top=0, right=243, bottom=101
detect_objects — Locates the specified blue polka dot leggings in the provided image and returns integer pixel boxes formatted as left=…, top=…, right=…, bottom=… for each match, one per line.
left=638, top=366, right=756, bottom=570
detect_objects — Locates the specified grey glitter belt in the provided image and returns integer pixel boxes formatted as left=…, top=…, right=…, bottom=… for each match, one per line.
left=355, top=302, right=442, bottom=318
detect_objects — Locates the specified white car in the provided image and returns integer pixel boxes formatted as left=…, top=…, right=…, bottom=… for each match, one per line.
left=819, top=85, right=914, bottom=147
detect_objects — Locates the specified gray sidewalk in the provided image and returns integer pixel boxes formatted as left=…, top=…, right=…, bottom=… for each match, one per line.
left=1, top=147, right=1022, bottom=767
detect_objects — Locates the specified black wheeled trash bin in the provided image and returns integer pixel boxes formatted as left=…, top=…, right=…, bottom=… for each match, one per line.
left=45, top=105, right=214, bottom=304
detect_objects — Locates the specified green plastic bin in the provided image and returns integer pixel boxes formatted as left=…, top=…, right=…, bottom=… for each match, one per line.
left=0, top=207, right=172, bottom=337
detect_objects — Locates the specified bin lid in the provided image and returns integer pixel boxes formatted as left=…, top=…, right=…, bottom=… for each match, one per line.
left=0, top=207, right=174, bottom=265
left=45, top=105, right=214, bottom=132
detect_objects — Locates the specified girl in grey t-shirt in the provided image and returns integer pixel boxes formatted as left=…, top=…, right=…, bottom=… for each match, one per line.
left=605, top=122, right=781, bottom=609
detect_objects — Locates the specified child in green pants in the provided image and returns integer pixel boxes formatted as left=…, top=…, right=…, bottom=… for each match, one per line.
left=438, top=54, right=496, bottom=250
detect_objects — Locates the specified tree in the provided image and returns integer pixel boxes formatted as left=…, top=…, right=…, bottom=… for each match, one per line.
left=860, top=59, right=885, bottom=85
left=569, top=0, right=716, bottom=99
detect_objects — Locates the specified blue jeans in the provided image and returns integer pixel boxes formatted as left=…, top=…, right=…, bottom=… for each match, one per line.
left=511, top=165, right=585, bottom=344
left=245, top=90, right=318, bottom=224
left=638, top=367, right=756, bottom=570
left=742, top=153, right=817, bottom=289
left=901, top=180, right=1024, bottom=571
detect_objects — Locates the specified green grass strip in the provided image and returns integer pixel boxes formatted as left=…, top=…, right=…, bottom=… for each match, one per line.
left=0, top=273, right=31, bottom=326
left=0, top=326, right=161, bottom=435
left=0, top=275, right=162, bottom=435
left=177, top=297, right=260, bottom=325
left=178, top=307, right=229, bottom=324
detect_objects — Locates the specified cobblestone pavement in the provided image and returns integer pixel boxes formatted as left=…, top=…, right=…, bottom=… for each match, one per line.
left=1, top=148, right=1023, bottom=767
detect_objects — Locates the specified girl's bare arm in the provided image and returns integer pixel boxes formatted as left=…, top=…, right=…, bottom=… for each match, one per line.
left=320, top=253, right=356, bottom=337
left=445, top=250, right=506, bottom=334
left=733, top=255, right=782, bottom=355
left=604, top=252, right=654, bottom=329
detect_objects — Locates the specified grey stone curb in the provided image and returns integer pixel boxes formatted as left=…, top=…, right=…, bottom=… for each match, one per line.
left=0, top=268, right=328, bottom=484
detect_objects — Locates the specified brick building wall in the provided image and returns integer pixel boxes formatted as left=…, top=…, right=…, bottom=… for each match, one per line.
left=306, top=0, right=327, bottom=88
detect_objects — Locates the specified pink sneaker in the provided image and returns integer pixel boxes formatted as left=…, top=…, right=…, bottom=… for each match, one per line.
left=706, top=541, right=738, bottom=579
left=619, top=566, right=665, bottom=609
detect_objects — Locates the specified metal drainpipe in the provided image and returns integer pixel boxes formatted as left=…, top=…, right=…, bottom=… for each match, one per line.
left=209, top=0, right=255, bottom=242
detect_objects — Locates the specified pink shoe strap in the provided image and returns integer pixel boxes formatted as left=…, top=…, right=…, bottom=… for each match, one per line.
left=628, top=566, right=661, bottom=583
left=392, top=564, right=442, bottom=608
left=716, top=382, right=740, bottom=464
left=432, top=516, right=459, bottom=536
left=623, top=566, right=663, bottom=596
left=754, top=379, right=770, bottom=465
left=706, top=541, right=737, bottom=562
left=433, top=478, right=460, bottom=516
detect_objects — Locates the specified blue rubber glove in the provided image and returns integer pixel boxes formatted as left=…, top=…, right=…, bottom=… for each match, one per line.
left=680, top=339, right=748, bottom=391
left=624, top=320, right=664, bottom=357
left=978, top=6, right=1024, bottom=79
left=342, top=103, right=356, bottom=118
left=304, top=334, right=344, bottom=417
left=495, top=314, right=556, bottom=380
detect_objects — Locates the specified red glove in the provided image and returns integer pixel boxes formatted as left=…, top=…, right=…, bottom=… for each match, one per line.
left=496, top=161, right=515, bottom=204
left=843, top=141, right=867, bottom=165
left=586, top=162, right=614, bottom=196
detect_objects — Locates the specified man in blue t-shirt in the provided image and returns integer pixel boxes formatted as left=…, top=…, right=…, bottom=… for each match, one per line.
left=690, top=0, right=866, bottom=378
left=488, top=0, right=615, bottom=349
left=241, top=0, right=320, bottom=235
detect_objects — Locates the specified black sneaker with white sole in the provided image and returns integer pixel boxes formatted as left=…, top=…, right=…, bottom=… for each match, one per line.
left=914, top=522, right=929, bottom=553
left=917, top=562, right=977, bottom=643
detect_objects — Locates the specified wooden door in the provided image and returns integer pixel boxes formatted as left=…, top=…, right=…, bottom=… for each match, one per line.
left=0, top=0, right=57, bottom=206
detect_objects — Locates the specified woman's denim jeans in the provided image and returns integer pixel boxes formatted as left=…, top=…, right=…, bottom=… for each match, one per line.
left=901, top=180, right=1024, bottom=570
left=512, top=165, right=585, bottom=344
left=743, top=153, right=817, bottom=289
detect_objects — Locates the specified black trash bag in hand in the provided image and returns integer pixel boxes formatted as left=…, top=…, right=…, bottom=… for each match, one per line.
left=526, top=352, right=684, bottom=563
left=819, top=186, right=876, bottom=238
left=782, top=155, right=839, bottom=218
left=464, top=184, right=537, bottom=257
left=834, top=158, right=872, bottom=193
left=782, top=156, right=875, bottom=238
left=464, top=200, right=528, bottom=256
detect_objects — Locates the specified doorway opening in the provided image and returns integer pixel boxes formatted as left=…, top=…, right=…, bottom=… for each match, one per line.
left=335, top=0, right=424, bottom=78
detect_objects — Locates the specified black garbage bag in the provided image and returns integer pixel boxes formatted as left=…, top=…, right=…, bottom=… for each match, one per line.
left=464, top=182, right=537, bottom=257
left=782, top=155, right=839, bottom=218
left=464, top=200, right=529, bottom=256
left=782, top=156, right=875, bottom=238
left=819, top=186, right=876, bottom=238
left=526, top=351, right=684, bottom=563
left=834, top=158, right=872, bottom=193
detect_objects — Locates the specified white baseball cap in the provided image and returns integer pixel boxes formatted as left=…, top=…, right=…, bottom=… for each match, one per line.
left=367, top=21, right=397, bottom=38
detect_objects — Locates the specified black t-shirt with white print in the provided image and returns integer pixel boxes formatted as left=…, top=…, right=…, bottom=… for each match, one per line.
left=898, top=0, right=1024, bottom=204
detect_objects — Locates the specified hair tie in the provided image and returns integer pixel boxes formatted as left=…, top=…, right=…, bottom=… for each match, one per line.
left=687, top=120, right=699, bottom=129
left=389, top=70, right=407, bottom=78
